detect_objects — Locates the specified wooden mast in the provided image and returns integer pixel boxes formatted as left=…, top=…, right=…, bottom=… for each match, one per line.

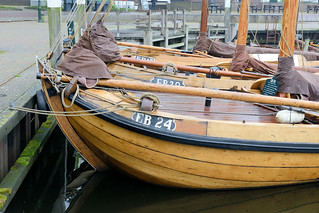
left=279, top=0, right=299, bottom=57
left=200, top=0, right=209, bottom=35
left=237, top=0, right=250, bottom=45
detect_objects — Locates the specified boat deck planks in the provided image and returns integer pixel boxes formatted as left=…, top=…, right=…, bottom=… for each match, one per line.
left=133, top=91, right=278, bottom=123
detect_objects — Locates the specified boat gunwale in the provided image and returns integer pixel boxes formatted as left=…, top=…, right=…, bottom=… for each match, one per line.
left=69, top=93, right=319, bottom=154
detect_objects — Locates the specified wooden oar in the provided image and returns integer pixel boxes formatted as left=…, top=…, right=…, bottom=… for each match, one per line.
left=38, top=75, right=319, bottom=110
left=118, top=56, right=265, bottom=79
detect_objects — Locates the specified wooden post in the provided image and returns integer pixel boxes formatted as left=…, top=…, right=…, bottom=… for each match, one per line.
left=148, top=10, right=152, bottom=31
left=304, top=38, right=310, bottom=51
left=164, top=9, right=168, bottom=48
left=279, top=0, right=299, bottom=57
left=237, top=0, right=250, bottom=45
left=182, top=9, right=186, bottom=32
left=200, top=0, right=209, bottom=35
left=184, top=24, right=189, bottom=50
left=144, top=10, right=152, bottom=45
left=0, top=138, right=8, bottom=181
left=77, top=0, right=86, bottom=39
left=47, top=0, right=62, bottom=67
left=116, top=10, right=120, bottom=37
left=224, top=0, right=231, bottom=43
left=173, top=9, right=177, bottom=34
left=161, top=9, right=165, bottom=36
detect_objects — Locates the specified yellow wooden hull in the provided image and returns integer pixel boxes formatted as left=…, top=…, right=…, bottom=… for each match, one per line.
left=37, top=57, right=319, bottom=189
left=62, top=90, right=319, bottom=189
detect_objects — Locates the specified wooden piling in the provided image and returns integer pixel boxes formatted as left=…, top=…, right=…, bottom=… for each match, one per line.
left=47, top=0, right=62, bottom=67
left=77, top=0, right=86, bottom=39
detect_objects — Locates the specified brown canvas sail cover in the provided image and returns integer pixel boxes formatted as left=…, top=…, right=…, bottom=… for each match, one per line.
left=57, top=45, right=112, bottom=87
left=194, top=33, right=319, bottom=61
left=194, top=32, right=235, bottom=58
left=57, top=16, right=122, bottom=87
left=276, top=57, right=319, bottom=101
left=77, top=16, right=121, bottom=63
left=89, top=17, right=121, bottom=63
left=229, top=45, right=277, bottom=75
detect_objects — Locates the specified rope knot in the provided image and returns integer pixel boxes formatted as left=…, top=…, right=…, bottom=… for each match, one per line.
left=138, top=93, right=160, bottom=112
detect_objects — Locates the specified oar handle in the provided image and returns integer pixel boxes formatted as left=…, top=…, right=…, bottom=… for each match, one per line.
left=38, top=74, right=319, bottom=110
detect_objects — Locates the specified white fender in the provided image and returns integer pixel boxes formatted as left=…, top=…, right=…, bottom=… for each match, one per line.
left=275, top=110, right=305, bottom=124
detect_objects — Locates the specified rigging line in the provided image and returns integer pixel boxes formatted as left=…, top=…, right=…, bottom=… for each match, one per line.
left=74, top=0, right=113, bottom=37
left=73, top=0, right=99, bottom=38
left=80, top=88, right=140, bottom=105
left=102, top=0, right=115, bottom=23
left=74, top=4, right=94, bottom=37
left=10, top=104, right=117, bottom=114
left=89, top=0, right=109, bottom=25
left=251, top=1, right=264, bottom=47
left=64, top=1, right=79, bottom=23
left=49, top=2, right=83, bottom=53
left=50, top=0, right=95, bottom=54
left=280, top=29, right=293, bottom=57
left=10, top=105, right=124, bottom=117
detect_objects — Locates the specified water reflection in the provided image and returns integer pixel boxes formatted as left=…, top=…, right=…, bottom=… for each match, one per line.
left=6, top=128, right=319, bottom=213
left=68, top=169, right=319, bottom=213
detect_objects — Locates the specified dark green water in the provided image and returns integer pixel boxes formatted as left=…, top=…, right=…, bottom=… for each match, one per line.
left=6, top=127, right=319, bottom=213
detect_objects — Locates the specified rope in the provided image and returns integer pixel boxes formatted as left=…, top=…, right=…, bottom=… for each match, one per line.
left=251, top=1, right=265, bottom=47
left=280, top=30, right=293, bottom=57
left=138, top=93, right=161, bottom=112
left=9, top=105, right=122, bottom=117
left=162, top=62, right=178, bottom=74
left=61, top=84, right=80, bottom=108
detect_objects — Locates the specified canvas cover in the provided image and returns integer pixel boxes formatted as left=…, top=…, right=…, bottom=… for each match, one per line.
left=276, top=56, right=319, bottom=101
left=229, top=45, right=277, bottom=75
left=57, top=45, right=112, bottom=80
left=194, top=34, right=319, bottom=61
left=194, top=32, right=235, bottom=58
left=57, top=16, right=123, bottom=87
left=89, top=17, right=121, bottom=63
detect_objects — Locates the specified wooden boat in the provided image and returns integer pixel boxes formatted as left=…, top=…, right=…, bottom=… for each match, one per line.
left=36, top=0, right=319, bottom=190
left=118, top=41, right=233, bottom=68
left=38, top=58, right=319, bottom=189
left=108, top=61, right=264, bottom=92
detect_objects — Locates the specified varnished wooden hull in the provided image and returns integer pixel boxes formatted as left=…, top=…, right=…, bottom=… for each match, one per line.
left=38, top=57, right=319, bottom=189
left=61, top=89, right=319, bottom=189
left=120, top=48, right=232, bottom=68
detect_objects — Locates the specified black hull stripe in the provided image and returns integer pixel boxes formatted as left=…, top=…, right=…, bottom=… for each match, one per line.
left=72, top=95, right=319, bottom=153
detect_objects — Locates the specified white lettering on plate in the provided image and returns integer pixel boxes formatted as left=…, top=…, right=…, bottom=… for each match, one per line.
left=131, top=112, right=176, bottom=131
